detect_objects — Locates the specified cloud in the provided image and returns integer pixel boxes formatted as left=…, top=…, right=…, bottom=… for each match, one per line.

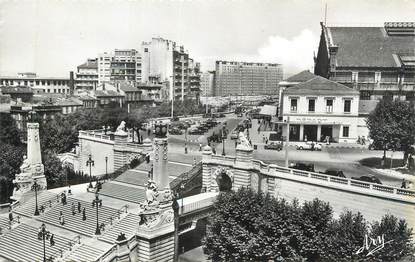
left=257, top=29, right=319, bottom=77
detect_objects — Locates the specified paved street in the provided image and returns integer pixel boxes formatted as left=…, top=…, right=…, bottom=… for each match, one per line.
left=165, top=113, right=405, bottom=187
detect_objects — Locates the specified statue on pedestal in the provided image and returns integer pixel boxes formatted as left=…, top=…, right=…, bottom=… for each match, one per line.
left=238, top=132, right=252, bottom=150
left=115, top=121, right=127, bottom=136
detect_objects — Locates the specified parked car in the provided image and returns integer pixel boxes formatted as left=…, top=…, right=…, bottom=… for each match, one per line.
left=296, top=141, right=322, bottom=151
left=351, top=175, right=382, bottom=184
left=188, top=128, right=204, bottom=135
left=289, top=162, right=315, bottom=172
left=168, top=127, right=183, bottom=135
left=264, top=141, right=283, bottom=151
left=322, top=169, right=346, bottom=178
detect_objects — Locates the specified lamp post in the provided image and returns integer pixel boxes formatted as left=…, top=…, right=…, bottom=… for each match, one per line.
left=86, top=154, right=95, bottom=188
left=92, top=191, right=102, bottom=235
left=32, top=179, right=40, bottom=216
left=105, top=156, right=108, bottom=181
left=221, top=126, right=226, bottom=156
left=38, top=223, right=50, bottom=262
left=184, top=127, right=188, bottom=154
left=173, top=180, right=187, bottom=262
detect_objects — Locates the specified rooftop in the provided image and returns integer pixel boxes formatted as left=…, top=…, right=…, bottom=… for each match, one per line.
left=284, top=70, right=316, bottom=82
left=283, top=76, right=360, bottom=96
left=325, top=23, right=415, bottom=68
left=0, top=86, right=33, bottom=94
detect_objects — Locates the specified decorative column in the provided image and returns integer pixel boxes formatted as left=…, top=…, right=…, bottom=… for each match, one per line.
left=202, top=145, right=213, bottom=192
left=11, top=123, right=47, bottom=202
left=233, top=132, right=254, bottom=190
left=152, top=122, right=169, bottom=189
left=299, top=125, right=304, bottom=141
left=317, top=125, right=322, bottom=142
left=113, top=121, right=129, bottom=170
left=137, top=184, right=175, bottom=261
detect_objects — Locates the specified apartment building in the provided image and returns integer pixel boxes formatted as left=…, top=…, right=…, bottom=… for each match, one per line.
left=0, top=72, right=74, bottom=94
left=141, top=37, right=201, bottom=100
left=214, top=61, right=283, bottom=96
left=314, top=22, right=415, bottom=101
left=98, top=49, right=142, bottom=84
left=201, top=71, right=215, bottom=97
left=75, top=58, right=98, bottom=91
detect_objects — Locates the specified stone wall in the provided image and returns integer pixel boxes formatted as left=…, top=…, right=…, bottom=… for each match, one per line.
left=202, top=147, right=415, bottom=230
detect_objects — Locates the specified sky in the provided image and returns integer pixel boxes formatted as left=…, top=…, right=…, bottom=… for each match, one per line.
left=0, top=0, right=414, bottom=78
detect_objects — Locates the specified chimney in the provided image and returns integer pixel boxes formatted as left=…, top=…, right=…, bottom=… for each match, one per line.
left=69, top=71, right=74, bottom=95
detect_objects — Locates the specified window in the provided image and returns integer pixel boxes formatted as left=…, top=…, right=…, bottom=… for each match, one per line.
left=375, top=72, right=381, bottom=83
left=352, top=71, right=359, bottom=82
left=290, top=98, right=297, bottom=112
left=343, top=126, right=349, bottom=137
left=326, top=99, right=333, bottom=113
left=308, top=99, right=315, bottom=112
left=360, top=91, right=371, bottom=100
left=344, top=99, right=351, bottom=113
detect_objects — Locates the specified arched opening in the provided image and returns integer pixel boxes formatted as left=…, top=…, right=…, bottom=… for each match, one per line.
left=216, top=171, right=232, bottom=192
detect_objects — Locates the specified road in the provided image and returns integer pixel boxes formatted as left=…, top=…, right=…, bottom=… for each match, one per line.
left=158, top=113, right=404, bottom=187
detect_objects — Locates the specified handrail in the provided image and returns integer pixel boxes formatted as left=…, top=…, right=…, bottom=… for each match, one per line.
left=170, top=162, right=202, bottom=190
left=226, top=159, right=415, bottom=199
left=97, top=244, right=117, bottom=262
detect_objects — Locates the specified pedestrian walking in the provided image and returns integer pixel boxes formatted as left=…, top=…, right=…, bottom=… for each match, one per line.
left=199, top=143, right=202, bottom=151
left=361, top=136, right=366, bottom=145
left=38, top=228, right=42, bottom=240
left=401, top=179, right=407, bottom=189
left=82, top=207, right=86, bottom=221
left=357, top=136, right=361, bottom=144
left=50, top=234, right=55, bottom=246
left=77, top=202, right=81, bottom=213
left=71, top=203, right=76, bottom=216
left=235, top=141, right=237, bottom=148
left=265, top=138, right=269, bottom=145
left=8, top=210, right=13, bottom=222
left=59, top=211, right=65, bottom=225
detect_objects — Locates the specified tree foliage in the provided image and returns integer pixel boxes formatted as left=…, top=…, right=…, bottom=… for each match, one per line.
left=366, top=99, right=415, bottom=153
left=203, top=188, right=414, bottom=261
left=0, top=112, right=22, bottom=146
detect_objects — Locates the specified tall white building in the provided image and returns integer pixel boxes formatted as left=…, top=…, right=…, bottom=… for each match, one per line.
left=97, top=49, right=142, bottom=84
left=141, top=37, right=201, bottom=101
left=75, top=58, right=98, bottom=91
left=201, top=71, right=215, bottom=97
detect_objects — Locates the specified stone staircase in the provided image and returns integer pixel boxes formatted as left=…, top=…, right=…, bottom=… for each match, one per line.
left=37, top=197, right=119, bottom=236
left=98, top=213, right=140, bottom=244
left=99, top=182, right=146, bottom=204
left=0, top=223, right=70, bottom=262
left=114, top=170, right=148, bottom=186
left=63, top=243, right=104, bottom=262
left=14, top=190, right=58, bottom=218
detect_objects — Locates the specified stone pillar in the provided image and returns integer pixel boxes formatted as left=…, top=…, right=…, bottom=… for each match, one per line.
left=299, top=125, right=304, bottom=141
left=137, top=203, right=175, bottom=261
left=202, top=145, right=213, bottom=192
left=235, top=144, right=254, bottom=168
left=317, top=125, right=322, bottom=142
left=153, top=138, right=168, bottom=189
left=115, top=238, right=131, bottom=262
left=11, top=123, right=47, bottom=202
left=113, top=127, right=129, bottom=171
left=152, top=122, right=169, bottom=189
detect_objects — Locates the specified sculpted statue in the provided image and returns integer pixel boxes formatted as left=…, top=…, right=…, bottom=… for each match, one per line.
left=116, top=121, right=126, bottom=133
left=145, top=180, right=159, bottom=206
left=20, top=155, right=31, bottom=173
left=238, top=132, right=251, bottom=148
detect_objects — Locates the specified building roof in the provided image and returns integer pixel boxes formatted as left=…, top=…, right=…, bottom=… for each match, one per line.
left=55, top=97, right=83, bottom=106
left=77, top=60, right=98, bottom=69
left=326, top=25, right=415, bottom=68
left=95, top=90, right=124, bottom=97
left=283, top=76, right=360, bottom=96
left=285, top=70, right=316, bottom=82
left=0, top=86, right=33, bottom=94
left=118, top=82, right=139, bottom=92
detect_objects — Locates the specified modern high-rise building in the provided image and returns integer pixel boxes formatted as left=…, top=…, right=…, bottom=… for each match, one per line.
left=75, top=58, right=98, bottom=91
left=314, top=22, right=415, bottom=102
left=98, top=49, right=142, bottom=84
left=201, top=71, right=215, bottom=97
left=141, top=37, right=201, bottom=100
left=214, top=61, right=283, bottom=96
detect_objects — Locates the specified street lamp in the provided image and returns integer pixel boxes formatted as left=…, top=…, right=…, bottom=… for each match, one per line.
left=32, top=179, right=40, bottom=216
left=105, top=156, right=108, bottom=181
left=172, top=180, right=187, bottom=262
left=184, top=127, right=188, bottom=154
left=221, top=126, right=226, bottom=156
left=92, top=191, right=102, bottom=235
left=86, top=154, right=95, bottom=188
left=37, top=223, right=51, bottom=262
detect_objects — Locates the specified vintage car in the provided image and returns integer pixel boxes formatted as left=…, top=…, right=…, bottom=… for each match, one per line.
left=289, top=162, right=315, bottom=172
left=264, top=141, right=283, bottom=151
left=321, top=169, right=346, bottom=178
left=296, top=141, right=322, bottom=151
left=351, top=175, right=382, bottom=184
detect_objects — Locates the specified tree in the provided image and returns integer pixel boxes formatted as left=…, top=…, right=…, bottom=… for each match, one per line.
left=0, top=142, right=25, bottom=203
left=366, top=99, right=415, bottom=162
left=203, top=188, right=414, bottom=261
left=0, top=113, right=22, bottom=146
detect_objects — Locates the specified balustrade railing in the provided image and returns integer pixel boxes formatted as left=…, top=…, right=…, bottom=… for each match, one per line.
left=246, top=160, right=415, bottom=199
